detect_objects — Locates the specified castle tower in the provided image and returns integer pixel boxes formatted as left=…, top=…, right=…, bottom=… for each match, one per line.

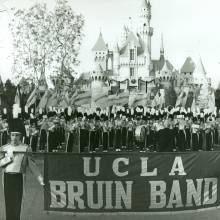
left=92, top=32, right=108, bottom=71
left=91, top=65, right=109, bottom=107
left=113, top=42, right=120, bottom=75
left=139, top=0, right=153, bottom=73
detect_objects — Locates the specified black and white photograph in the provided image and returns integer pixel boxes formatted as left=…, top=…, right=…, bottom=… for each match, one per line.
left=0, top=0, right=220, bottom=219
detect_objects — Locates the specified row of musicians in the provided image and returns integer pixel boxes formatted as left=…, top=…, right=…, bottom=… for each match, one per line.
left=1, top=122, right=218, bottom=153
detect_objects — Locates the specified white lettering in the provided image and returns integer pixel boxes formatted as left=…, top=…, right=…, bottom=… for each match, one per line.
left=140, top=157, right=157, bottom=176
left=112, top=158, right=129, bottom=177
left=83, top=157, right=101, bottom=177
left=49, top=181, right=66, bottom=208
left=169, top=157, right=186, bottom=176
left=149, top=181, right=166, bottom=209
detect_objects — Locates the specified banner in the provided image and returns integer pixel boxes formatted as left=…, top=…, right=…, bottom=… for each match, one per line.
left=44, top=152, right=220, bottom=213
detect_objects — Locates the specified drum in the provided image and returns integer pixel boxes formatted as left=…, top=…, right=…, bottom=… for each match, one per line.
left=135, top=126, right=145, bottom=142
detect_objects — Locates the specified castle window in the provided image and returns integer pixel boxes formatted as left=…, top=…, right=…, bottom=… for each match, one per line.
left=130, top=67, right=135, bottom=77
left=130, top=49, right=135, bottom=61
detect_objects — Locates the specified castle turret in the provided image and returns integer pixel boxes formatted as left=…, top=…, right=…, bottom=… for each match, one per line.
left=139, top=0, right=153, bottom=75
left=160, top=34, right=164, bottom=60
left=92, top=32, right=108, bottom=71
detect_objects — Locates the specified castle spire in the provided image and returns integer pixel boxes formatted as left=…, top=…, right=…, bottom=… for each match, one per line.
left=92, top=32, right=108, bottom=51
left=160, top=33, right=164, bottom=58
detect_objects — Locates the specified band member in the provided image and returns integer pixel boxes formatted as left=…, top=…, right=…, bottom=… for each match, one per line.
left=173, top=115, right=179, bottom=151
left=108, top=114, right=115, bottom=150
left=148, top=116, right=155, bottom=151
left=78, top=113, right=89, bottom=153
left=29, top=119, right=39, bottom=152
left=88, top=115, right=96, bottom=152
left=115, top=114, right=122, bottom=151
left=167, top=114, right=176, bottom=152
left=135, top=116, right=145, bottom=152
left=66, top=118, right=77, bottom=152
left=0, top=118, right=44, bottom=220
left=38, top=116, right=48, bottom=152
left=159, top=117, right=172, bottom=152
left=47, top=114, right=60, bottom=152
left=59, top=114, right=66, bottom=148
left=191, top=117, right=200, bottom=151
left=94, top=115, right=101, bottom=152
left=23, top=119, right=31, bottom=145
left=214, top=118, right=219, bottom=145
left=178, top=115, right=186, bottom=152
left=121, top=116, right=127, bottom=149
left=102, top=116, right=109, bottom=152
left=199, top=117, right=205, bottom=150
left=185, top=117, right=192, bottom=150
left=157, top=116, right=166, bottom=152
left=1, top=119, right=9, bottom=146
left=205, top=117, right=214, bottom=151
left=127, top=116, right=134, bottom=151
left=153, top=115, right=160, bottom=151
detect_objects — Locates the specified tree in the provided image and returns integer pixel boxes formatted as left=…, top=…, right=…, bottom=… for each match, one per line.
left=52, top=0, right=84, bottom=76
left=1, top=79, right=16, bottom=112
left=10, top=0, right=84, bottom=85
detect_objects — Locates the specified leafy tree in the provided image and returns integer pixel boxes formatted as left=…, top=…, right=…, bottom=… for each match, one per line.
left=2, top=79, right=16, bottom=111
left=52, top=0, right=84, bottom=76
left=10, top=0, right=84, bottom=85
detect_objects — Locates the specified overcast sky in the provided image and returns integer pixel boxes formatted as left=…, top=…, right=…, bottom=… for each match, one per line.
left=0, top=0, right=220, bottom=87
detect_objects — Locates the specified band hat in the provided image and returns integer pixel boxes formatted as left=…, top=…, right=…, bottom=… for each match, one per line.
left=8, top=118, right=26, bottom=136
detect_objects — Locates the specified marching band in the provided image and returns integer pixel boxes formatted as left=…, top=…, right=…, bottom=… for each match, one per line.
left=0, top=106, right=220, bottom=153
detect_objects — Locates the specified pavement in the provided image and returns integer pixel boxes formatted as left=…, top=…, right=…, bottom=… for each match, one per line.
left=1, top=154, right=220, bottom=220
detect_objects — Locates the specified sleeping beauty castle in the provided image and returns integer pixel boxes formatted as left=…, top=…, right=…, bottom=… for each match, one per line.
left=78, top=0, right=215, bottom=110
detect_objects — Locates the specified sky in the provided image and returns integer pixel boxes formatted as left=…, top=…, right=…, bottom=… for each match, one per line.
left=0, top=0, right=220, bottom=87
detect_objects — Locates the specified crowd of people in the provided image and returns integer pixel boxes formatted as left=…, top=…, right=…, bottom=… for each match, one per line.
left=0, top=105, right=220, bottom=153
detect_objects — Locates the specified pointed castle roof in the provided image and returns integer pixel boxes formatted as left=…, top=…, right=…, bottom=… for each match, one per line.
left=180, top=57, right=195, bottom=73
left=194, top=57, right=207, bottom=76
left=119, top=31, right=144, bottom=55
left=92, top=32, right=108, bottom=51
left=161, top=60, right=171, bottom=73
